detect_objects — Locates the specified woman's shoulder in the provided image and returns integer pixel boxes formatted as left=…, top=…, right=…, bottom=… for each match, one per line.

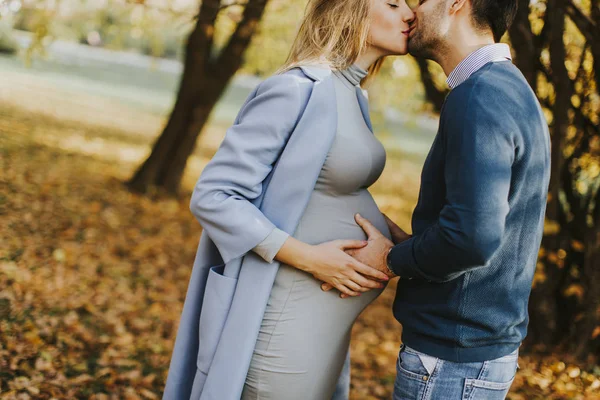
left=250, top=65, right=333, bottom=108
left=258, top=65, right=333, bottom=90
left=257, top=69, right=313, bottom=93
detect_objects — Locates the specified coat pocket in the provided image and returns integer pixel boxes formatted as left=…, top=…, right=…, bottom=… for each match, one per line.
left=196, top=264, right=238, bottom=374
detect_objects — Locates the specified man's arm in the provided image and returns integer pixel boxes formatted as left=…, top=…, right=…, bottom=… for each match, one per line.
left=388, top=91, right=514, bottom=283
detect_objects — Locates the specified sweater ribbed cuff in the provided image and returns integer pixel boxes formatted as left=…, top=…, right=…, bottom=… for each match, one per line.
left=388, top=239, right=421, bottom=280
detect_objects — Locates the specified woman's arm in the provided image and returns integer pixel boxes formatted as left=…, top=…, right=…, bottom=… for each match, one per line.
left=191, top=72, right=388, bottom=295
left=190, top=73, right=309, bottom=264
left=253, top=227, right=389, bottom=296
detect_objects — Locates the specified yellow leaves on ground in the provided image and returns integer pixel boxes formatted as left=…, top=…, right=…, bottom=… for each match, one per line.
left=1, top=104, right=599, bottom=399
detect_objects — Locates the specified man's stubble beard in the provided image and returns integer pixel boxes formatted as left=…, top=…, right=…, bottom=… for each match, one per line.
left=407, top=32, right=440, bottom=61
left=408, top=1, right=448, bottom=61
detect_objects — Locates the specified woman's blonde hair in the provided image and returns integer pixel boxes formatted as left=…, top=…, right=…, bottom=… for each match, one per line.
left=278, top=0, right=385, bottom=86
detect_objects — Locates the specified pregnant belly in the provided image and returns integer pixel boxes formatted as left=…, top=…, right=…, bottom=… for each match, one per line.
left=293, top=189, right=392, bottom=245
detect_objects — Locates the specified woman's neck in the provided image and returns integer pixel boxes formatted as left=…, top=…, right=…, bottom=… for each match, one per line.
left=354, top=47, right=384, bottom=70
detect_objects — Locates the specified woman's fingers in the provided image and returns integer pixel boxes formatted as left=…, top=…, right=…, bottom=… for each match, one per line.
left=351, top=259, right=389, bottom=281
left=321, top=283, right=334, bottom=292
left=321, top=270, right=384, bottom=295
left=336, top=239, right=368, bottom=251
left=345, top=279, right=369, bottom=293
left=335, top=283, right=361, bottom=297
left=350, top=271, right=384, bottom=289
left=315, top=241, right=387, bottom=295
left=321, top=280, right=366, bottom=294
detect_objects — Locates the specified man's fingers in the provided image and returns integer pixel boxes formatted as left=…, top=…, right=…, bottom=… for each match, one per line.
left=355, top=213, right=382, bottom=239
left=353, top=259, right=390, bottom=281
left=383, top=214, right=411, bottom=240
left=337, top=239, right=368, bottom=251
left=383, top=213, right=396, bottom=227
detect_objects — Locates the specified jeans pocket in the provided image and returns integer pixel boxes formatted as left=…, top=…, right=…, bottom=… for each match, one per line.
left=196, top=264, right=238, bottom=374
left=396, top=345, right=436, bottom=381
left=462, top=377, right=515, bottom=400
left=462, top=353, right=518, bottom=400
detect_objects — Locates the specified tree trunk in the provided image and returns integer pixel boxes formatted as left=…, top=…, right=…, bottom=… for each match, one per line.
left=545, top=0, right=571, bottom=225
left=128, top=0, right=270, bottom=195
left=591, top=0, right=600, bottom=88
left=415, top=58, right=447, bottom=112
left=576, top=203, right=600, bottom=359
left=526, top=0, right=575, bottom=349
left=508, top=0, right=538, bottom=86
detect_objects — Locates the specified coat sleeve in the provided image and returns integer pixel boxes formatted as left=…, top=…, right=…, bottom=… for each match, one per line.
left=189, top=72, right=311, bottom=264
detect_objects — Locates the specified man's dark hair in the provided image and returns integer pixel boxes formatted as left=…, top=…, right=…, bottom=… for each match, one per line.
left=470, top=0, right=518, bottom=42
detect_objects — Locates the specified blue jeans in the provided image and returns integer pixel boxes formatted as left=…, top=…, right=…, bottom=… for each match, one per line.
left=393, top=344, right=519, bottom=400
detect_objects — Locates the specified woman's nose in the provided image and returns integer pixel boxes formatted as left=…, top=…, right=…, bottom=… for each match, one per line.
left=400, top=1, right=416, bottom=23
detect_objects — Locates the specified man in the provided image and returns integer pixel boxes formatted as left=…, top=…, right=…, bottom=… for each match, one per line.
left=323, top=0, right=551, bottom=398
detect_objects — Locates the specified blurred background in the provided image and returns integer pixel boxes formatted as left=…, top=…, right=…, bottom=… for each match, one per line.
left=0, top=0, right=598, bottom=398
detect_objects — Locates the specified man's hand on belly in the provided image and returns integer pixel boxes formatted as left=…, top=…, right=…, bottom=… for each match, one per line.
left=382, top=213, right=412, bottom=244
left=321, top=213, right=397, bottom=298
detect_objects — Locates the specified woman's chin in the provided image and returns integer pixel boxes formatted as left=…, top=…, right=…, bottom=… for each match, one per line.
left=388, top=47, right=409, bottom=57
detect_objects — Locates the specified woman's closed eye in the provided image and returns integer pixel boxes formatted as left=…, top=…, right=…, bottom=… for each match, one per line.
left=387, top=2, right=399, bottom=8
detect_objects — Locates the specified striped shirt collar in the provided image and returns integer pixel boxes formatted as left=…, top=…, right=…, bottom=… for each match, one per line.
left=446, top=43, right=512, bottom=89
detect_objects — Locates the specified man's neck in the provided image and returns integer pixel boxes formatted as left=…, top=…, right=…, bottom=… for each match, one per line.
left=438, top=36, right=495, bottom=77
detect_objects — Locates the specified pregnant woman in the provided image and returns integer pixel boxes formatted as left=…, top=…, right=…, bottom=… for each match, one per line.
left=163, top=1, right=415, bottom=399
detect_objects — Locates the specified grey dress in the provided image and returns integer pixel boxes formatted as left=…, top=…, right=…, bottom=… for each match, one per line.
left=242, top=65, right=392, bottom=400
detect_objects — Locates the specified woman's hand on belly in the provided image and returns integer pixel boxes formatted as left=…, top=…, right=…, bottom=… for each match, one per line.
left=274, top=236, right=390, bottom=297
left=321, top=213, right=398, bottom=298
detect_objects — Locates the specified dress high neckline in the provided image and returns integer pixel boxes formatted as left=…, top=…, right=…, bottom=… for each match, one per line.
left=336, top=64, right=368, bottom=88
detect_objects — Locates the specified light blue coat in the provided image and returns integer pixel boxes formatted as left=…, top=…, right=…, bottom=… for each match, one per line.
left=163, top=65, right=374, bottom=400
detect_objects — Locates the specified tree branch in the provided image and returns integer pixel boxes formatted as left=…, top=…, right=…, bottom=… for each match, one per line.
left=509, top=0, right=538, bottom=86
left=214, top=0, right=269, bottom=77
left=219, top=1, right=248, bottom=11
left=565, top=0, right=598, bottom=43
left=590, top=0, right=600, bottom=91
left=537, top=62, right=599, bottom=136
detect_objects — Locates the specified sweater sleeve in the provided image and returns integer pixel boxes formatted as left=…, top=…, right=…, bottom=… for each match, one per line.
left=388, top=84, right=514, bottom=282
left=189, top=73, right=310, bottom=264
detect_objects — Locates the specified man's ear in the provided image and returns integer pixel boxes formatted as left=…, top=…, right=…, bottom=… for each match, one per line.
left=449, top=0, right=469, bottom=15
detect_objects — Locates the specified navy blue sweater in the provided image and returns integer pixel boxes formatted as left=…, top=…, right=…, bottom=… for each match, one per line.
left=389, top=61, right=551, bottom=362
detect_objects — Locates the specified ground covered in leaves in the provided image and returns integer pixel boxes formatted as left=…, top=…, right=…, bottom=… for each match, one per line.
left=1, top=100, right=599, bottom=399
